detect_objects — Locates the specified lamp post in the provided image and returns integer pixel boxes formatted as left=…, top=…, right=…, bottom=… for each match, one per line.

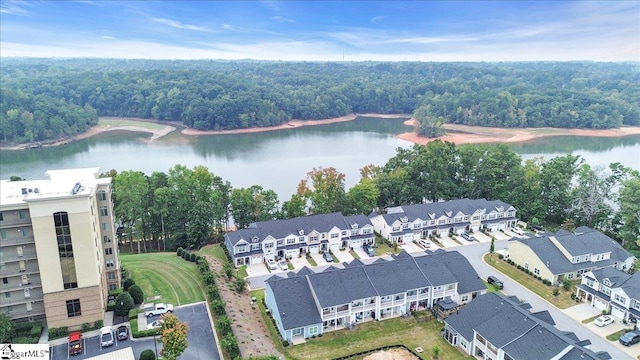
left=153, top=333, right=159, bottom=359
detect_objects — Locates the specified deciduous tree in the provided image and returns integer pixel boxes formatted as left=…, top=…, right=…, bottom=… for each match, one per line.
left=159, top=314, right=189, bottom=360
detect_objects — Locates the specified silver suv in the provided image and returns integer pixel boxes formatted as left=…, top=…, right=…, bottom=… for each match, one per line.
left=461, top=232, right=475, bottom=241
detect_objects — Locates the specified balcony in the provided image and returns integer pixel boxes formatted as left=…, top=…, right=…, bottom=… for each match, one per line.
left=0, top=279, right=43, bottom=293
left=0, top=236, right=36, bottom=247
left=1, top=249, right=38, bottom=263
left=0, top=218, right=32, bottom=228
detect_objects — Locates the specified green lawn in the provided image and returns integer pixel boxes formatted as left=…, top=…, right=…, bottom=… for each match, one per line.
left=581, top=314, right=600, bottom=324
left=120, top=252, right=205, bottom=306
left=252, top=290, right=470, bottom=360
left=374, top=241, right=401, bottom=256
left=606, top=329, right=628, bottom=341
left=307, top=256, right=318, bottom=267
left=484, top=253, right=575, bottom=309
left=198, top=244, right=228, bottom=263
left=349, top=250, right=361, bottom=260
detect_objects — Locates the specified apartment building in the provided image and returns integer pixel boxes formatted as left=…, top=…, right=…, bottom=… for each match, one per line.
left=577, top=267, right=640, bottom=326
left=370, top=198, right=517, bottom=244
left=0, top=168, right=120, bottom=329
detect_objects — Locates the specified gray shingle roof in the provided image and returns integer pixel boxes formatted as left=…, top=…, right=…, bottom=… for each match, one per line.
left=592, top=268, right=640, bottom=300
left=531, top=310, right=556, bottom=325
left=413, top=252, right=458, bottom=286
left=390, top=198, right=515, bottom=222
left=446, top=293, right=609, bottom=360
left=438, top=251, right=486, bottom=294
left=308, top=266, right=378, bottom=307
left=554, top=227, right=621, bottom=257
left=364, top=258, right=431, bottom=296
left=266, top=276, right=322, bottom=330
left=226, top=212, right=374, bottom=246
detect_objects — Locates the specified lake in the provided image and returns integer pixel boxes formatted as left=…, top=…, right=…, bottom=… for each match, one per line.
left=1, top=117, right=639, bottom=201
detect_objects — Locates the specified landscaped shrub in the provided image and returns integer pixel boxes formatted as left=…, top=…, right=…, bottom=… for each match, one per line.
left=223, top=263, right=235, bottom=280
left=562, top=278, right=572, bottom=291
left=129, top=309, right=139, bottom=320
left=198, top=258, right=210, bottom=273
left=215, top=315, right=232, bottom=336
left=211, top=299, right=226, bottom=316
left=109, top=288, right=124, bottom=297
left=12, top=337, right=38, bottom=344
left=202, top=271, right=216, bottom=286
left=139, top=349, right=156, bottom=360
left=106, top=301, right=116, bottom=311
left=128, top=284, right=145, bottom=305
left=30, top=324, right=42, bottom=338
left=234, top=276, right=247, bottom=293
left=47, top=326, right=68, bottom=340
left=553, top=288, right=560, bottom=296
left=177, top=247, right=184, bottom=256
left=207, top=285, right=220, bottom=300
left=190, top=253, right=197, bottom=262
left=498, top=254, right=504, bottom=260
left=114, top=292, right=135, bottom=316
left=81, top=323, right=91, bottom=332
left=93, top=320, right=103, bottom=329
left=282, top=340, right=289, bottom=347
left=123, top=278, right=135, bottom=291
left=516, top=265, right=522, bottom=270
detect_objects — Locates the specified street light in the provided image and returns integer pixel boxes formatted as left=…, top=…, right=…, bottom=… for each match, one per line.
left=153, top=333, right=159, bottom=359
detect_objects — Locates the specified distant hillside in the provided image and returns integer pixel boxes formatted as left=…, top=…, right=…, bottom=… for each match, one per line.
left=1, top=59, right=639, bottom=144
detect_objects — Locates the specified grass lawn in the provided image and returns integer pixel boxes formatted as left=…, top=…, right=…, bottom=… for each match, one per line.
left=349, top=250, right=361, bottom=260
left=307, top=256, right=318, bottom=267
left=252, top=292, right=470, bottom=360
left=120, top=252, right=205, bottom=306
left=375, top=241, right=401, bottom=256
left=198, top=244, right=228, bottom=263
left=581, top=314, right=600, bottom=324
left=484, top=253, right=576, bottom=309
left=99, top=117, right=167, bottom=130
left=606, top=329, right=628, bottom=341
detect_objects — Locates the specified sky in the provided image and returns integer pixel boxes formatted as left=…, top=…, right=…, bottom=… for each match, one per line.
left=1, top=0, right=639, bottom=61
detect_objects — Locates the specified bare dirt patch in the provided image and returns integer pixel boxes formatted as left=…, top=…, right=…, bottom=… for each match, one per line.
left=362, top=348, right=420, bottom=360
left=203, top=254, right=283, bottom=359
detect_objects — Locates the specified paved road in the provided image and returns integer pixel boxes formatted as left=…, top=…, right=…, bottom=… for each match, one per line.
left=451, top=240, right=634, bottom=360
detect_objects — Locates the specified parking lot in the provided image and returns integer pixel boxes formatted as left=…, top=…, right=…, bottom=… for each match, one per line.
left=50, top=303, right=219, bottom=360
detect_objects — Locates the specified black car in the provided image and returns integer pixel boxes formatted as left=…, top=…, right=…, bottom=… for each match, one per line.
left=323, top=252, right=334, bottom=262
left=619, top=331, right=640, bottom=346
left=363, top=244, right=376, bottom=257
left=487, top=276, right=504, bottom=289
left=116, top=325, right=129, bottom=341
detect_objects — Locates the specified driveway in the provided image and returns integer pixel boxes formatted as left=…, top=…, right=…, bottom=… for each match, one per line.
left=472, top=231, right=492, bottom=243
left=492, top=231, right=512, bottom=241
left=332, top=248, right=354, bottom=263
left=401, top=241, right=425, bottom=254
left=453, top=241, right=634, bottom=360
left=353, top=246, right=370, bottom=260
left=245, top=262, right=272, bottom=277
left=435, top=235, right=457, bottom=248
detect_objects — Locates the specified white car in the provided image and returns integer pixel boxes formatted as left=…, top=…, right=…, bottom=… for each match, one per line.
left=510, top=227, right=524, bottom=236
left=100, top=326, right=114, bottom=347
left=594, top=315, right=614, bottom=327
left=278, top=260, right=288, bottom=271
left=417, top=239, right=431, bottom=248
left=267, top=258, right=277, bottom=270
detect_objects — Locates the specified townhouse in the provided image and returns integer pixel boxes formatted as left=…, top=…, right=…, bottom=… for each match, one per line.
left=224, top=213, right=374, bottom=267
left=577, top=267, right=640, bottom=326
left=444, top=292, right=611, bottom=360
left=0, top=168, right=120, bottom=329
left=508, top=227, right=635, bottom=285
left=370, top=198, right=517, bottom=244
left=265, top=250, right=486, bottom=343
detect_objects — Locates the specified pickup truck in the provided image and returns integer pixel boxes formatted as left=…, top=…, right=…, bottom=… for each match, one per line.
left=144, top=303, right=174, bottom=317
left=68, top=332, right=83, bottom=356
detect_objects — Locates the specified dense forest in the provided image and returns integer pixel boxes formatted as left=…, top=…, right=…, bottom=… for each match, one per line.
left=104, top=141, right=640, bottom=257
left=1, top=59, right=639, bottom=144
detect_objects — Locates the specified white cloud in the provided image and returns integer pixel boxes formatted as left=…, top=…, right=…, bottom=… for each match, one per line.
left=152, top=18, right=211, bottom=32
left=221, top=24, right=233, bottom=30
left=101, top=35, right=114, bottom=40
left=271, top=16, right=294, bottom=23
left=0, top=0, right=32, bottom=15
left=370, top=16, right=385, bottom=25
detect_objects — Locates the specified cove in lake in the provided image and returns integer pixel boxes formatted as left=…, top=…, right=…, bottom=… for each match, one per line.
left=1, top=117, right=639, bottom=201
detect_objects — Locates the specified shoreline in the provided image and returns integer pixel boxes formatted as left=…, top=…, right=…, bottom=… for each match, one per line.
left=397, top=120, right=640, bottom=145
left=2, top=114, right=640, bottom=150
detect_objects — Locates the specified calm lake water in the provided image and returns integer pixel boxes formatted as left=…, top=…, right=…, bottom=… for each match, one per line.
left=1, top=117, right=639, bottom=200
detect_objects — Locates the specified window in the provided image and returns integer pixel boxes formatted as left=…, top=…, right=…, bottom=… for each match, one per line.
left=24, top=289, right=30, bottom=298
left=534, top=268, right=540, bottom=275
left=22, top=274, right=30, bottom=284
left=109, top=283, right=118, bottom=291
left=331, top=233, right=339, bottom=239
left=103, top=236, right=110, bottom=243
left=101, top=223, right=108, bottom=231
left=298, top=236, right=305, bottom=242
left=292, top=328, right=302, bottom=336
left=454, top=217, right=463, bottom=223
left=429, top=220, right=436, bottom=226
left=5, top=292, right=10, bottom=299
left=237, top=245, right=247, bottom=253
left=341, top=231, right=347, bottom=236
left=586, top=279, right=594, bottom=288
left=602, top=287, right=611, bottom=296
left=461, top=295, right=469, bottom=302
left=472, top=215, right=480, bottom=221
left=251, top=244, right=260, bottom=251
left=19, top=210, right=27, bottom=219
left=287, top=238, right=295, bottom=245
left=106, top=260, right=115, bottom=267
left=438, top=219, right=446, bottom=225
left=309, top=235, right=318, bottom=242
left=446, top=284, right=455, bottom=290
left=2, top=277, right=7, bottom=284
left=568, top=273, right=574, bottom=279
left=0, top=212, right=3, bottom=221
left=97, top=190, right=107, bottom=201
left=66, top=299, right=82, bottom=317
left=105, top=248, right=113, bottom=255
left=264, top=242, right=274, bottom=249
left=277, top=239, right=284, bottom=246
left=392, top=226, right=400, bottom=232
left=0, top=230, right=5, bottom=239
left=633, top=302, right=640, bottom=311
left=614, top=294, right=627, bottom=304
left=464, top=216, right=470, bottom=221
left=107, top=272, right=117, bottom=280
left=524, top=263, right=529, bottom=270
left=99, top=206, right=108, bottom=216
left=54, top=212, right=77, bottom=289
left=20, top=228, right=30, bottom=237
left=308, top=326, right=319, bottom=336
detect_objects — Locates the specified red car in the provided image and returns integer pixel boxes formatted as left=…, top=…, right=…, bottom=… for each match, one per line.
left=68, top=332, right=83, bottom=356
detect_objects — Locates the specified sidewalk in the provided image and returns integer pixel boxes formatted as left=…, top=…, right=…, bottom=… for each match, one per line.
left=39, top=311, right=116, bottom=346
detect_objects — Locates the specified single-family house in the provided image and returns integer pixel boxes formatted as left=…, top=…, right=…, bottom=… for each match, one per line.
left=577, top=267, right=640, bottom=325
left=444, top=292, right=611, bottom=360
left=224, top=212, right=375, bottom=267
left=508, top=226, right=635, bottom=285
left=370, top=198, right=517, bottom=244
left=265, top=250, right=486, bottom=343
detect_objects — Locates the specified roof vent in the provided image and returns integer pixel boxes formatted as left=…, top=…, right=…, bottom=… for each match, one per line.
left=71, top=182, right=82, bottom=195
left=21, top=187, right=27, bottom=195
left=33, top=188, right=39, bottom=193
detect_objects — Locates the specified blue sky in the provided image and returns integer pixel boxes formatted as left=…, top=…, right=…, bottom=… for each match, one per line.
left=1, top=1, right=638, bottom=61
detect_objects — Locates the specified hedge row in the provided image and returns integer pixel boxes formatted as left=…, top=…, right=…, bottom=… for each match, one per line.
left=504, top=258, right=553, bottom=285
left=130, top=318, right=159, bottom=338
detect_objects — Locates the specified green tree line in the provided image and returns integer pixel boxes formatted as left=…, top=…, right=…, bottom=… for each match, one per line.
left=2, top=60, right=638, bottom=143
left=106, top=142, right=640, bottom=255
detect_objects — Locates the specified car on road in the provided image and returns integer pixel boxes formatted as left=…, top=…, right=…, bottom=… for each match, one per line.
left=594, top=315, right=614, bottom=327
left=148, top=319, right=164, bottom=330
left=100, top=326, right=114, bottom=347
left=323, top=252, right=334, bottom=262
left=278, top=259, right=288, bottom=271
left=363, top=244, right=376, bottom=257
left=487, top=276, right=504, bottom=289
left=68, top=332, right=83, bottom=356
left=417, top=239, right=431, bottom=248
left=116, top=325, right=129, bottom=341
left=461, top=232, right=475, bottom=241
left=619, top=331, right=640, bottom=346
left=510, top=227, right=524, bottom=235
left=267, top=258, right=277, bottom=270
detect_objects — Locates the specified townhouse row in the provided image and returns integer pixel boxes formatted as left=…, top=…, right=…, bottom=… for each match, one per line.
left=265, top=250, right=486, bottom=343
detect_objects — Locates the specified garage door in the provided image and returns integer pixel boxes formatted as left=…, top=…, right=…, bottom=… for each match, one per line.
left=611, top=305, right=625, bottom=320
left=594, top=298, right=608, bottom=311
left=330, top=243, right=340, bottom=251
left=309, top=245, right=320, bottom=254
left=251, top=255, right=263, bottom=265
left=351, top=239, right=363, bottom=248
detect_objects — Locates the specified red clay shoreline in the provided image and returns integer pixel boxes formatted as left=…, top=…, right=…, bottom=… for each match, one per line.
left=2, top=114, right=640, bottom=150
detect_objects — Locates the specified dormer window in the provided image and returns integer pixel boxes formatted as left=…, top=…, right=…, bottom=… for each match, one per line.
left=351, top=223, right=359, bottom=229
left=445, top=211, right=452, bottom=217
left=298, top=229, right=304, bottom=236
left=428, top=213, right=435, bottom=219
left=252, top=236, right=259, bottom=243
left=603, top=279, right=612, bottom=287
left=400, top=216, right=408, bottom=223
left=497, top=206, right=504, bottom=212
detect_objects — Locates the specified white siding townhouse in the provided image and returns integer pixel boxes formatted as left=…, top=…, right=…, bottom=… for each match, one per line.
left=577, top=267, right=640, bottom=326
left=509, top=226, right=635, bottom=285
left=224, top=212, right=374, bottom=267
left=265, top=250, right=486, bottom=343
left=444, top=292, right=611, bottom=360
left=370, top=198, right=517, bottom=244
